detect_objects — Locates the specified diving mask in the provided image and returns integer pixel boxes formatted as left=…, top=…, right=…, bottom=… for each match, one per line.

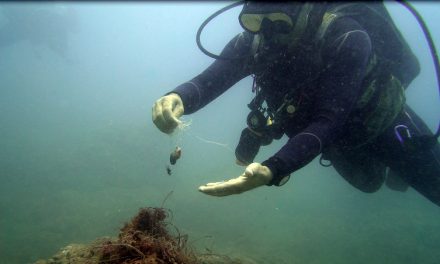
left=239, top=12, right=293, bottom=35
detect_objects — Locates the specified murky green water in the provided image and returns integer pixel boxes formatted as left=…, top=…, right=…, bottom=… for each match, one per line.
left=1, top=2, right=439, bottom=264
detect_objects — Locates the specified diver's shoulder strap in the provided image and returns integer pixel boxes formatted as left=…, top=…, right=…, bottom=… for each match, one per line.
left=314, top=3, right=360, bottom=52
left=314, top=4, right=355, bottom=48
left=288, top=3, right=314, bottom=49
left=314, top=3, right=420, bottom=89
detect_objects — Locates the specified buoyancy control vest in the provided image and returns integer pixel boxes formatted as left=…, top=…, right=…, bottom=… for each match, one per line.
left=313, top=2, right=421, bottom=146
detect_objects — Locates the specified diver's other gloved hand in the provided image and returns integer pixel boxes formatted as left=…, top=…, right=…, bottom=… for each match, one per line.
left=199, top=163, right=273, bottom=196
left=152, top=93, right=184, bottom=134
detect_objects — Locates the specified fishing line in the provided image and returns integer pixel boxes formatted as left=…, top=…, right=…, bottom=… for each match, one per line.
left=172, top=117, right=233, bottom=153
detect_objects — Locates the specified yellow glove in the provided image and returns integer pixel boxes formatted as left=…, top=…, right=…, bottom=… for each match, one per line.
left=152, top=93, right=184, bottom=134
left=198, top=163, right=273, bottom=196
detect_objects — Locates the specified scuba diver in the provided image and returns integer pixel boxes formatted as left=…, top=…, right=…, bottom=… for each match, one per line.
left=152, top=2, right=440, bottom=206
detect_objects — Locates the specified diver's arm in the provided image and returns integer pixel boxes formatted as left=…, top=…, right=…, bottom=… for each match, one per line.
left=171, top=33, right=253, bottom=114
left=153, top=33, right=252, bottom=134
left=263, top=19, right=372, bottom=185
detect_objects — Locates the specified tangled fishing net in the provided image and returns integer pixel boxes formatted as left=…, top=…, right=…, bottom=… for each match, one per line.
left=35, top=207, right=257, bottom=264
left=98, top=207, right=196, bottom=264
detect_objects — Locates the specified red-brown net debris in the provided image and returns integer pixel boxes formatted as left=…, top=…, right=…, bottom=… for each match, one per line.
left=98, top=207, right=198, bottom=264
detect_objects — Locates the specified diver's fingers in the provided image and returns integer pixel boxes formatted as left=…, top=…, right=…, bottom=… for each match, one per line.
left=152, top=98, right=175, bottom=134
left=205, top=181, right=226, bottom=186
left=152, top=99, right=164, bottom=124
left=152, top=98, right=163, bottom=123
left=199, top=177, right=245, bottom=196
left=199, top=183, right=243, bottom=196
left=162, top=99, right=182, bottom=125
left=172, top=98, right=184, bottom=119
left=152, top=93, right=184, bottom=134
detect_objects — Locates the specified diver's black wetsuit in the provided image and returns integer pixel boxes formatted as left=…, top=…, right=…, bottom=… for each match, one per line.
left=171, top=17, right=440, bottom=205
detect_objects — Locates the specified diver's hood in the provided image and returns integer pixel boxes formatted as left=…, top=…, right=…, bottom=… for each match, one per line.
left=239, top=2, right=302, bottom=18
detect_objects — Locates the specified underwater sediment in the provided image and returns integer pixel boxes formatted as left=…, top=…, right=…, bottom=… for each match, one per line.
left=35, top=207, right=257, bottom=264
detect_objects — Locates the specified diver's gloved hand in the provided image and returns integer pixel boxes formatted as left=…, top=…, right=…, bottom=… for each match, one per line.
left=199, top=163, right=273, bottom=196
left=152, top=93, right=184, bottom=134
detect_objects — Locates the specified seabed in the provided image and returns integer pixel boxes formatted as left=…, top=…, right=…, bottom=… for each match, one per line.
left=35, top=207, right=258, bottom=264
